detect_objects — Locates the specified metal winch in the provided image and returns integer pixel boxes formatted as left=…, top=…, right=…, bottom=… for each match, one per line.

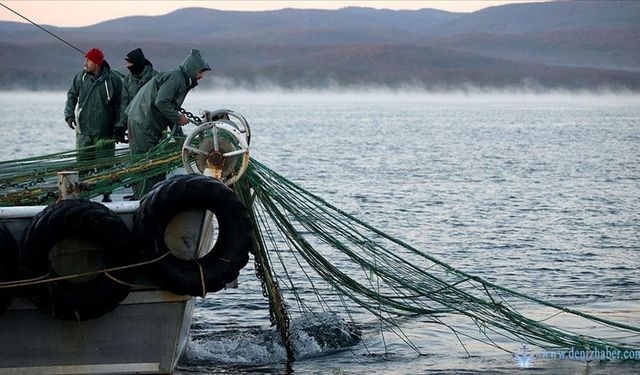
left=181, top=109, right=251, bottom=185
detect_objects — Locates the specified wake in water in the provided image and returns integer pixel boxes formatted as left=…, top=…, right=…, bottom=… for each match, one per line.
left=181, top=312, right=361, bottom=365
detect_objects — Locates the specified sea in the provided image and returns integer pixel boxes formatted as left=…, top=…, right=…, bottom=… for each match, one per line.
left=0, top=90, right=638, bottom=374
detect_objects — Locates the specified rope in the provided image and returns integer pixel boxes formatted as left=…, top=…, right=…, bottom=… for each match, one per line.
left=0, top=273, right=48, bottom=286
left=1, top=140, right=184, bottom=207
left=1, top=142, right=639, bottom=356
left=194, top=259, right=207, bottom=298
left=236, top=159, right=640, bottom=354
left=104, top=272, right=160, bottom=289
left=0, top=252, right=170, bottom=289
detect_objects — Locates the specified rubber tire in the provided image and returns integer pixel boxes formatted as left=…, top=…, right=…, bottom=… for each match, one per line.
left=0, top=223, right=18, bottom=314
left=20, top=199, right=134, bottom=321
left=134, top=175, right=252, bottom=296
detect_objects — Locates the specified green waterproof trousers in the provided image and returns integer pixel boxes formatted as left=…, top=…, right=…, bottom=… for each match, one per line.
left=76, top=133, right=115, bottom=176
left=128, top=119, right=165, bottom=199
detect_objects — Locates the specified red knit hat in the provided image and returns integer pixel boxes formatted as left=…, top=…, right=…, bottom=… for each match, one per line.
left=85, top=48, right=104, bottom=66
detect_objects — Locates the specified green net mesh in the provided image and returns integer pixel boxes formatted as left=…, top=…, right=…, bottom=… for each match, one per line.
left=1, top=144, right=638, bottom=358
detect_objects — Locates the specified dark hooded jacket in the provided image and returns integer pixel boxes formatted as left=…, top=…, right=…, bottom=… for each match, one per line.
left=126, top=49, right=210, bottom=153
left=119, top=64, right=158, bottom=128
left=64, top=61, right=123, bottom=136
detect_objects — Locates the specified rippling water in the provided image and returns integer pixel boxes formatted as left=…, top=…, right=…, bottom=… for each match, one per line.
left=0, top=91, right=638, bottom=374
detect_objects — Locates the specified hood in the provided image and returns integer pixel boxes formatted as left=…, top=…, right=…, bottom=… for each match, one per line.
left=126, top=48, right=146, bottom=66
left=93, top=60, right=112, bottom=81
left=179, top=49, right=210, bottom=81
left=126, top=48, right=152, bottom=74
left=101, top=60, right=112, bottom=72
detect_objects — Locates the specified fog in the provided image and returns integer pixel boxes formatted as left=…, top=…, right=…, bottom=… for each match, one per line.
left=1, top=88, right=639, bottom=107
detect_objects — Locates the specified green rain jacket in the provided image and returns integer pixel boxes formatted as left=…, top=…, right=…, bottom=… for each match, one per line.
left=64, top=61, right=123, bottom=136
left=119, top=64, right=158, bottom=128
left=126, top=49, right=210, bottom=153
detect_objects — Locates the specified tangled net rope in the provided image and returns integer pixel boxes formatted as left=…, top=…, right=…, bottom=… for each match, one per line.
left=236, top=159, right=640, bottom=356
left=0, top=140, right=183, bottom=207
left=1, top=145, right=639, bottom=357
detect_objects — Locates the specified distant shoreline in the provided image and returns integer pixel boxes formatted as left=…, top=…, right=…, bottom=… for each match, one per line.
left=2, top=3, right=638, bottom=92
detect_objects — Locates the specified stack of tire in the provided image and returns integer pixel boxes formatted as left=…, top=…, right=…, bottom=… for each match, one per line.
left=0, top=174, right=252, bottom=321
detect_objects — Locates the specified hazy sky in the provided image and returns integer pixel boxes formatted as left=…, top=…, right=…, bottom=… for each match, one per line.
left=0, top=1, right=549, bottom=27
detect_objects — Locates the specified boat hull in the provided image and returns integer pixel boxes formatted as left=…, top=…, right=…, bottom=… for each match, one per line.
left=0, top=291, right=193, bottom=375
left=0, top=201, right=194, bottom=375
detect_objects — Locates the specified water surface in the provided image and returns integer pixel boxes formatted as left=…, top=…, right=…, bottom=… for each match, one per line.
left=0, top=91, right=638, bottom=374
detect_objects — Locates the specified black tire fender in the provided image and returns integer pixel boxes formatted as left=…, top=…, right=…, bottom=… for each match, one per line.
left=134, top=175, right=252, bottom=296
left=19, top=199, right=134, bottom=321
left=0, top=222, right=18, bottom=314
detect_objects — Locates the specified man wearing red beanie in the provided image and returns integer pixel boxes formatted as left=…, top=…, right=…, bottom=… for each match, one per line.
left=64, top=47, right=124, bottom=202
left=85, top=48, right=104, bottom=66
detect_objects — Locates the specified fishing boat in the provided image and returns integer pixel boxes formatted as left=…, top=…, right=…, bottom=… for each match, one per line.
left=0, top=110, right=252, bottom=374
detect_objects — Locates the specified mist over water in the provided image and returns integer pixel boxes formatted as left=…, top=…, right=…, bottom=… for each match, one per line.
left=0, top=91, right=638, bottom=374
left=2, top=88, right=635, bottom=158
left=2, top=88, right=639, bottom=103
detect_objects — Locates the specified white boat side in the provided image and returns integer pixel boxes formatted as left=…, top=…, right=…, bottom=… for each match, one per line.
left=0, top=201, right=194, bottom=375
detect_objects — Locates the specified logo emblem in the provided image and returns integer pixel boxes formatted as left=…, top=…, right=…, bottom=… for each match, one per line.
left=513, top=342, right=536, bottom=368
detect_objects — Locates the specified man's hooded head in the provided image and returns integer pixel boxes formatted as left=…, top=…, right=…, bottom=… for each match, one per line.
left=125, top=48, right=151, bottom=75
left=180, top=49, right=211, bottom=87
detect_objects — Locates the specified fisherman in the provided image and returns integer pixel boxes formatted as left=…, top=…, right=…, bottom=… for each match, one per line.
left=64, top=47, right=123, bottom=202
left=117, top=48, right=158, bottom=143
left=126, top=49, right=211, bottom=199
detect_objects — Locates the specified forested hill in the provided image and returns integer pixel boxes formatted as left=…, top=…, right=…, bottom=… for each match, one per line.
left=1, top=1, right=639, bottom=90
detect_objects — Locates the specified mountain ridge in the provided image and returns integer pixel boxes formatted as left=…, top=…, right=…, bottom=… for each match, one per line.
left=0, top=1, right=638, bottom=90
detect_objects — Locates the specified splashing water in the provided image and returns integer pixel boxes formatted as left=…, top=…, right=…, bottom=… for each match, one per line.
left=181, top=312, right=361, bottom=365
